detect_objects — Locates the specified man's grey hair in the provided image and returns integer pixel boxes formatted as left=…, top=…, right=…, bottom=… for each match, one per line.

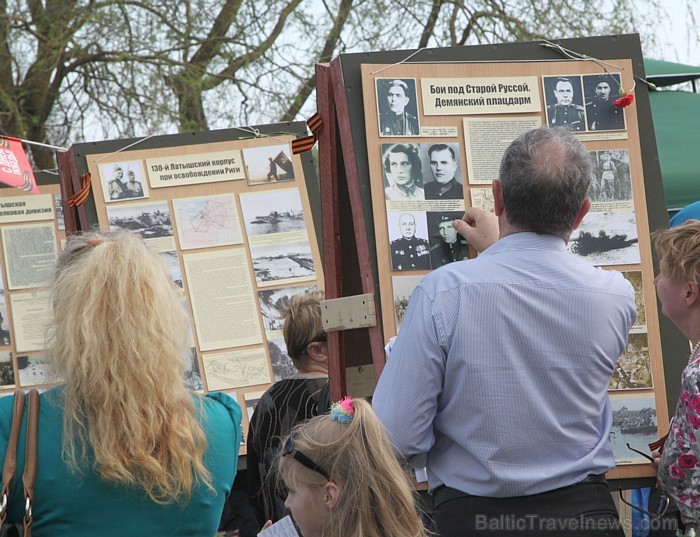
left=499, top=127, right=591, bottom=237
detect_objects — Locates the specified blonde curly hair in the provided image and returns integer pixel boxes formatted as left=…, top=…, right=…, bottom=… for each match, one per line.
left=652, top=219, right=700, bottom=283
left=49, top=230, right=211, bottom=503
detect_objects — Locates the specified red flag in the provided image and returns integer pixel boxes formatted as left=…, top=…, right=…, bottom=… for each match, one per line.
left=0, top=137, right=39, bottom=194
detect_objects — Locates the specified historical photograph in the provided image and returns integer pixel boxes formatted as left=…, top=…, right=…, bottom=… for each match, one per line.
left=183, top=347, right=203, bottom=392
left=16, top=353, right=53, bottom=387
left=427, top=211, right=469, bottom=269
left=567, top=210, right=640, bottom=266
left=0, top=304, right=10, bottom=346
left=172, top=194, right=242, bottom=250
left=382, top=143, right=424, bottom=201
left=609, top=332, right=652, bottom=390
left=392, top=274, right=423, bottom=331
left=258, top=284, right=319, bottom=332
left=54, top=193, right=65, bottom=230
left=98, top=160, right=149, bottom=202
left=376, top=78, right=420, bottom=137
left=387, top=211, right=430, bottom=271
left=622, top=270, right=646, bottom=329
left=420, top=143, right=464, bottom=201
left=542, top=76, right=586, bottom=132
left=239, top=188, right=306, bottom=238
left=243, top=144, right=295, bottom=185
left=0, top=350, right=14, bottom=388
left=584, top=73, right=625, bottom=131
left=245, top=390, right=264, bottom=423
left=267, top=337, right=297, bottom=381
left=250, top=241, right=315, bottom=284
left=588, top=150, right=632, bottom=203
left=609, top=393, right=658, bottom=465
left=107, top=201, right=173, bottom=238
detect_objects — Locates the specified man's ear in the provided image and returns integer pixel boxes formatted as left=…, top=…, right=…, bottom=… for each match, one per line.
left=492, top=180, right=505, bottom=217
left=572, top=197, right=591, bottom=230
left=323, top=481, right=340, bottom=508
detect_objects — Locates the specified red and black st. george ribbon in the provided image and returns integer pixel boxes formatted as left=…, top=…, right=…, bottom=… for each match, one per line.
left=291, top=113, right=323, bottom=155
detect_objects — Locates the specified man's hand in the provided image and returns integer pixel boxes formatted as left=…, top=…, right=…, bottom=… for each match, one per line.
left=453, top=208, right=499, bottom=253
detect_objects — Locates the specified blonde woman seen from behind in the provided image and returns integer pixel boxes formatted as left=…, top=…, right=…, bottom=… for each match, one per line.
left=0, top=231, right=242, bottom=536
left=279, top=397, right=426, bottom=537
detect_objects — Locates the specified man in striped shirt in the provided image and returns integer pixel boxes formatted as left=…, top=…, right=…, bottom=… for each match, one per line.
left=374, top=127, right=636, bottom=537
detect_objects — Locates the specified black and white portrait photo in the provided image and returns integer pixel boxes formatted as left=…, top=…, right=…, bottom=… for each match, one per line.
left=382, top=143, right=424, bottom=201
left=388, top=211, right=430, bottom=271
left=421, top=143, right=464, bottom=201
left=427, top=211, right=469, bottom=269
left=376, top=78, right=420, bottom=137
left=584, top=74, right=625, bottom=131
left=543, top=76, right=586, bottom=132
left=99, top=160, right=149, bottom=203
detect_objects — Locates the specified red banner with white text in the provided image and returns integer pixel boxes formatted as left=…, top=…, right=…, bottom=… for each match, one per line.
left=0, top=138, right=38, bottom=194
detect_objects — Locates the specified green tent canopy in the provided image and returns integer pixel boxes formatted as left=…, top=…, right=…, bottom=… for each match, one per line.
left=648, top=90, right=700, bottom=211
left=644, top=58, right=700, bottom=88
left=642, top=59, right=700, bottom=212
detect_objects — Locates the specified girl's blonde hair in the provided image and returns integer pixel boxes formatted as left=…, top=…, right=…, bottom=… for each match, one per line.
left=279, top=398, right=426, bottom=537
left=652, top=219, right=700, bottom=283
left=49, top=231, right=211, bottom=503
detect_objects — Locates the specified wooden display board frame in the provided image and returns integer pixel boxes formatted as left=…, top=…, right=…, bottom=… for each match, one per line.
left=0, top=172, right=69, bottom=393
left=319, top=34, right=687, bottom=485
left=58, top=123, right=325, bottom=454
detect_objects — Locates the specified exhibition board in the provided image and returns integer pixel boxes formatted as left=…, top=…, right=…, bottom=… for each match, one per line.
left=324, top=34, right=683, bottom=481
left=59, top=123, right=324, bottom=454
left=0, top=173, right=67, bottom=393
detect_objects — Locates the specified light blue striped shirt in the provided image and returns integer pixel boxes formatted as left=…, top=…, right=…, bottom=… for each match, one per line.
left=373, top=232, right=636, bottom=497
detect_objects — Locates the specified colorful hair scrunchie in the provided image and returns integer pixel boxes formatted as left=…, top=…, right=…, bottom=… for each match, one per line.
left=330, top=396, right=355, bottom=424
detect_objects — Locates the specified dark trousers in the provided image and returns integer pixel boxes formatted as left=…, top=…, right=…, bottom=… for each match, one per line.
left=434, top=481, right=625, bottom=537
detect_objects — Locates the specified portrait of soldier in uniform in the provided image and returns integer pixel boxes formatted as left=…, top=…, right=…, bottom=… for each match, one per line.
left=108, top=165, right=128, bottom=200
left=584, top=74, right=625, bottom=131
left=377, top=79, right=420, bottom=137
left=544, top=76, right=586, bottom=132
left=389, top=212, right=430, bottom=271
left=428, top=212, right=469, bottom=269
left=423, top=143, right=464, bottom=201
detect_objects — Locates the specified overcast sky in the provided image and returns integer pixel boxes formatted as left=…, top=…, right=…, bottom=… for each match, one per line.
left=642, top=0, right=700, bottom=66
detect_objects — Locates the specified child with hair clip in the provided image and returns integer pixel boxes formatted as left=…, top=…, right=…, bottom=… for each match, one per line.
left=276, top=396, right=427, bottom=537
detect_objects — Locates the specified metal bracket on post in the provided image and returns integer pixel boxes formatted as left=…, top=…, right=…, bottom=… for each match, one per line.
left=321, top=293, right=377, bottom=332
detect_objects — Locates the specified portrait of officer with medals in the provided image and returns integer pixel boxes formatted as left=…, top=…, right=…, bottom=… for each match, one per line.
left=389, top=212, right=430, bottom=271
left=543, top=76, right=586, bottom=132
